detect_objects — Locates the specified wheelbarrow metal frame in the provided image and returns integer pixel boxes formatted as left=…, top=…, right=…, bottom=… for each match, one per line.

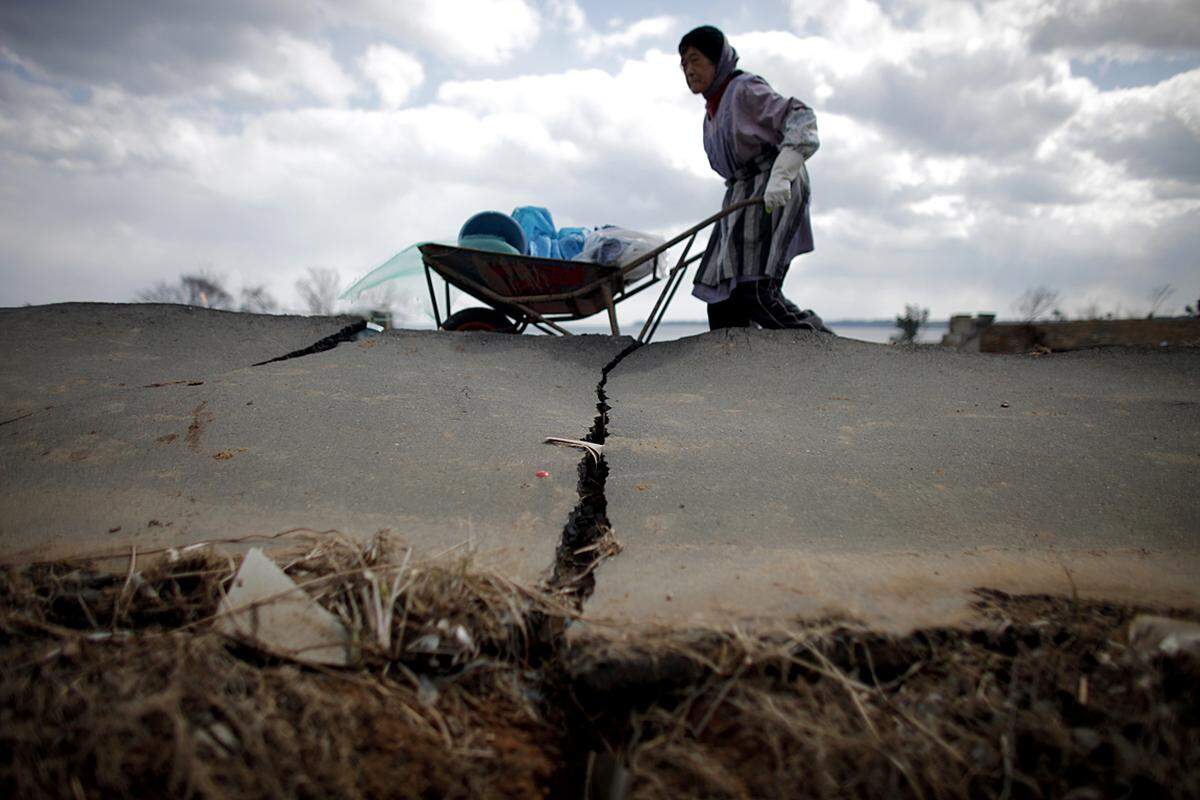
left=420, top=198, right=761, bottom=343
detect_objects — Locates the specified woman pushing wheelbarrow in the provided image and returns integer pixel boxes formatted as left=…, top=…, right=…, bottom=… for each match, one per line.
left=354, top=26, right=832, bottom=341
left=679, top=25, right=833, bottom=334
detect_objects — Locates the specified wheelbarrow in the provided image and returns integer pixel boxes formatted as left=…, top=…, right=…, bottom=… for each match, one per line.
left=418, top=198, right=761, bottom=344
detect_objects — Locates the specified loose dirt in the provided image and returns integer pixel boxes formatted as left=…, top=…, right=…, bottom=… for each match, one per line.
left=1, top=537, right=1196, bottom=799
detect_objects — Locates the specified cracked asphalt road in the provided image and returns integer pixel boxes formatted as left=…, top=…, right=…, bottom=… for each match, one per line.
left=591, top=328, right=1200, bottom=629
left=2, top=304, right=1198, bottom=630
left=0, top=304, right=630, bottom=582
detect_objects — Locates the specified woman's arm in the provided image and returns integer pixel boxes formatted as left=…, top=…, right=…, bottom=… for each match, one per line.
left=782, top=104, right=819, bottom=160
left=736, top=77, right=820, bottom=212
left=737, top=76, right=820, bottom=160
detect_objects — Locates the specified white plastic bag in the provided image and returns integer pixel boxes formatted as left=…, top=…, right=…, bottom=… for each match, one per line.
left=576, top=227, right=665, bottom=282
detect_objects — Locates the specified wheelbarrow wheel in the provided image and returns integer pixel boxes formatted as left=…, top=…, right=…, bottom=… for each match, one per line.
left=441, top=307, right=518, bottom=333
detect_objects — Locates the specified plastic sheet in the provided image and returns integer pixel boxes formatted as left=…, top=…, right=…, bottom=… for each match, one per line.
left=339, top=241, right=445, bottom=302
left=339, top=234, right=515, bottom=303
left=511, top=206, right=592, bottom=260
left=577, top=227, right=665, bottom=282
left=557, top=227, right=588, bottom=261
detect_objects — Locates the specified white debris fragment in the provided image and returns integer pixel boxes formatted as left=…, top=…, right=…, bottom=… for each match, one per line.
left=543, top=436, right=604, bottom=463
left=417, top=675, right=440, bottom=708
left=453, top=624, right=473, bottom=651
left=1128, top=614, right=1200, bottom=658
left=409, top=633, right=441, bottom=653
left=209, top=722, right=239, bottom=751
left=216, top=548, right=352, bottom=666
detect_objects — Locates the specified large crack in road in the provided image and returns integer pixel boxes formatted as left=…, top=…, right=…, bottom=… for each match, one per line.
left=251, top=322, right=641, bottom=614
left=546, top=341, right=641, bottom=610
left=251, top=320, right=368, bottom=366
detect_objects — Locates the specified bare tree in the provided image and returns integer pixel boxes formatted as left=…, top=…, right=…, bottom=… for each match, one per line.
left=1013, top=286, right=1060, bottom=322
left=136, top=272, right=233, bottom=309
left=240, top=285, right=279, bottom=314
left=295, top=267, right=342, bottom=315
left=181, top=274, right=233, bottom=308
left=1147, top=284, right=1175, bottom=318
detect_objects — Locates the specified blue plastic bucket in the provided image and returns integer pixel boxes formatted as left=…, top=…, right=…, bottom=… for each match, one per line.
left=459, top=211, right=527, bottom=254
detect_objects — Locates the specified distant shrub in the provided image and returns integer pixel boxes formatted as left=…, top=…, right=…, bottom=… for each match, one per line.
left=891, top=304, right=929, bottom=344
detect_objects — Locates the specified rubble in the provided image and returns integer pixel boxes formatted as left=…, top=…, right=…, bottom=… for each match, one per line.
left=216, top=547, right=353, bottom=666
left=2, top=545, right=1198, bottom=799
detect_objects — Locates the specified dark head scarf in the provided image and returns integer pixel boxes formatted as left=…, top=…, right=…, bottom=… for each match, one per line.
left=679, top=25, right=741, bottom=115
left=679, top=25, right=724, bottom=66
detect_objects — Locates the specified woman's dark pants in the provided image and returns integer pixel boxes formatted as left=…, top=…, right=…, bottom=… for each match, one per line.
left=706, top=278, right=830, bottom=332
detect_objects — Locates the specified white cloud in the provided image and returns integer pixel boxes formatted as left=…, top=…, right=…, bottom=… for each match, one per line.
left=579, top=16, right=677, bottom=57
left=360, top=44, right=425, bottom=108
left=220, top=32, right=358, bottom=106
left=545, top=0, right=586, bottom=33
left=353, top=0, right=543, bottom=65
left=437, top=50, right=708, bottom=180
left=412, top=0, right=541, bottom=64
left=1029, top=0, right=1200, bottom=60
left=761, top=0, right=1200, bottom=318
left=1, top=1, right=1198, bottom=323
left=0, top=44, right=716, bottom=315
left=789, top=0, right=894, bottom=48
left=1059, top=68, right=1200, bottom=185
left=0, top=74, right=192, bottom=172
left=0, top=0, right=541, bottom=95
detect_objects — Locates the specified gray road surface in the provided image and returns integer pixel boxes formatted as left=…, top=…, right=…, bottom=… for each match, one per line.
left=0, top=304, right=628, bottom=584
left=3, top=306, right=1198, bottom=630
left=590, top=329, right=1200, bottom=629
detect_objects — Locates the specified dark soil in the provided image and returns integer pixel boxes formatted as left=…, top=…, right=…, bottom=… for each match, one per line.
left=564, top=590, right=1200, bottom=799
left=2, top=545, right=1197, bottom=799
left=0, top=543, right=567, bottom=800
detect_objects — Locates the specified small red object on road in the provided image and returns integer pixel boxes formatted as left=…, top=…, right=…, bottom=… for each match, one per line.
left=535, top=470, right=550, bottom=478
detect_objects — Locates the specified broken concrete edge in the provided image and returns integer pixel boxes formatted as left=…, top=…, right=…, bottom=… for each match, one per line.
left=15, top=537, right=1200, bottom=666
left=559, top=591, right=1200, bottom=703
left=0, top=527, right=349, bottom=569
left=14, top=533, right=1198, bottom=664
left=578, top=543, right=1200, bottom=637
left=9, top=317, right=1196, bottom=653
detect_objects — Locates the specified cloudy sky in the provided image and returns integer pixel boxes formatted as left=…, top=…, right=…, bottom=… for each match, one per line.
left=2, top=0, right=1198, bottom=324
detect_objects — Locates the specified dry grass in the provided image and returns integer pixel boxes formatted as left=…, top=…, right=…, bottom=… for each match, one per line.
left=0, top=534, right=572, bottom=799
left=566, top=592, right=1200, bottom=799
left=2, top=537, right=1198, bottom=800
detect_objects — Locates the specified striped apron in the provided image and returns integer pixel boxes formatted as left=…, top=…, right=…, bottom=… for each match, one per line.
left=693, top=151, right=813, bottom=303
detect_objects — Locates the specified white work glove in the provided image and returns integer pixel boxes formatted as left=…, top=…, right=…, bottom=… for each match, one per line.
left=763, top=147, right=806, bottom=214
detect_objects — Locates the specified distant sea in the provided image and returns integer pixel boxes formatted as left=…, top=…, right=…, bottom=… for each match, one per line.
left=559, top=319, right=949, bottom=344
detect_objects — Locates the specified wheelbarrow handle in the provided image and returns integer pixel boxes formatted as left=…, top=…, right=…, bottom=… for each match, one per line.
left=617, top=197, right=764, bottom=279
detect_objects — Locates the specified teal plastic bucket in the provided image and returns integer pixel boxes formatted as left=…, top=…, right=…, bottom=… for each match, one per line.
left=459, top=211, right=527, bottom=254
